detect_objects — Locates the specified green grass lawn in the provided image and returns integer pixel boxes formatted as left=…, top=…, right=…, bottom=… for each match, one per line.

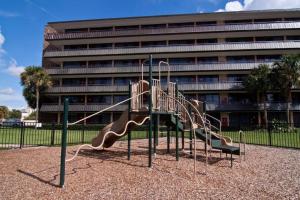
left=1, top=126, right=299, bottom=149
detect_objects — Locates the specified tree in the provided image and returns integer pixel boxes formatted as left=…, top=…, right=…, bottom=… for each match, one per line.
left=271, top=54, right=300, bottom=125
left=20, top=66, right=52, bottom=123
left=8, top=109, right=22, bottom=119
left=243, top=64, right=272, bottom=127
left=0, top=106, right=9, bottom=119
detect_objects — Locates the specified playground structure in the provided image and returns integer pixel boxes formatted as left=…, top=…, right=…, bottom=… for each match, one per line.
left=59, top=55, right=246, bottom=188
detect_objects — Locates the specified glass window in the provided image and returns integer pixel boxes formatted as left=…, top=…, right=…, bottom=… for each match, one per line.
left=141, top=24, right=166, bottom=29
left=89, top=43, right=113, bottom=49
left=115, top=42, right=139, bottom=48
left=168, top=22, right=194, bottom=28
left=115, top=25, right=139, bottom=31
left=62, top=96, right=85, bottom=105
left=226, top=55, right=255, bottom=63
left=65, top=28, right=88, bottom=33
left=169, top=57, right=195, bottom=65
left=256, top=36, right=284, bottom=41
left=114, top=59, right=139, bottom=67
left=113, top=95, right=129, bottom=104
left=198, top=75, right=219, bottom=83
left=227, top=74, right=247, bottom=82
left=169, top=40, right=195, bottom=46
left=88, top=60, right=112, bottom=68
left=63, top=61, right=86, bottom=69
left=90, top=27, right=113, bottom=32
left=197, top=56, right=218, bottom=64
left=228, top=94, right=251, bottom=104
left=87, top=95, right=111, bottom=104
left=199, top=94, right=219, bottom=104
left=86, top=113, right=111, bottom=124
left=64, top=44, right=87, bottom=50
left=254, top=18, right=282, bottom=23
left=197, top=38, right=218, bottom=44
left=141, top=41, right=166, bottom=47
left=196, top=21, right=217, bottom=26
left=256, top=55, right=281, bottom=62
left=88, top=78, right=112, bottom=86
left=225, top=37, right=253, bottom=43
left=224, top=19, right=252, bottom=24
left=42, top=96, right=59, bottom=104
left=286, top=35, right=300, bottom=41
left=62, top=78, right=85, bottom=86
left=114, top=77, right=138, bottom=85
left=170, top=76, right=196, bottom=84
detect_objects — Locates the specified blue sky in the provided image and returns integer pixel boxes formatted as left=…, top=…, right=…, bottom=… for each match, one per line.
left=0, top=0, right=299, bottom=109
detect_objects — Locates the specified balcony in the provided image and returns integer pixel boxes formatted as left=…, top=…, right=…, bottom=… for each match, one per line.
left=43, top=41, right=300, bottom=58
left=40, top=104, right=127, bottom=112
left=45, top=22, right=300, bottom=40
left=179, top=82, right=243, bottom=91
left=45, top=62, right=268, bottom=75
left=205, top=103, right=300, bottom=111
left=45, top=85, right=127, bottom=93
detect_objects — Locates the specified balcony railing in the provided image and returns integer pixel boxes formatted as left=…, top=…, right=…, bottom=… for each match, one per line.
left=179, top=82, right=243, bottom=91
left=43, top=41, right=300, bottom=58
left=44, top=62, right=270, bottom=75
left=45, top=85, right=127, bottom=93
left=40, top=104, right=127, bottom=112
left=45, top=22, right=300, bottom=40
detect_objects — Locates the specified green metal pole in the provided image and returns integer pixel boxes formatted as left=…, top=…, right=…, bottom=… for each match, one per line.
left=148, top=55, right=153, bottom=168
left=188, top=104, right=192, bottom=155
left=153, top=114, right=157, bottom=154
left=156, top=114, right=159, bottom=146
left=60, top=98, right=69, bottom=188
left=128, top=82, right=132, bottom=160
left=167, top=126, right=170, bottom=153
left=175, top=82, right=179, bottom=161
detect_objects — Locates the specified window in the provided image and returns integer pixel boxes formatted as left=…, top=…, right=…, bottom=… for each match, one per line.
left=226, top=55, right=255, bottom=63
left=198, top=75, right=219, bottom=83
left=113, top=95, right=129, bottom=104
left=115, top=25, right=139, bottom=31
left=256, top=36, right=284, bottom=42
left=225, top=37, right=253, bottom=43
left=65, top=28, right=88, bottom=33
left=64, top=44, right=87, bottom=50
left=227, top=74, right=247, bottom=82
left=285, top=17, right=300, bottom=22
left=62, top=96, right=85, bottom=105
left=168, top=22, right=194, bottom=28
left=169, top=57, right=195, bottom=65
left=257, top=55, right=281, bottom=62
left=224, top=19, right=252, bottom=24
left=197, top=56, right=218, bottom=64
left=199, top=94, right=220, bottom=104
left=197, top=38, right=218, bottom=44
left=115, top=42, right=139, bottom=49
left=141, top=24, right=166, bottom=29
left=114, top=59, right=139, bottom=67
left=63, top=61, right=86, bottom=69
left=42, top=96, right=59, bottom=105
left=267, top=93, right=285, bottom=103
left=52, top=79, right=60, bottom=87
left=89, top=43, right=113, bottom=49
left=286, top=35, right=300, bottom=41
left=254, top=18, right=282, bottom=23
left=169, top=40, right=195, bottom=46
left=90, top=27, right=113, bottom=32
left=86, top=113, right=111, bottom=124
left=170, top=76, right=196, bottom=84
left=141, top=41, right=166, bottom=47
left=89, top=60, right=112, bottom=68
left=196, top=21, right=217, bottom=26
left=88, top=78, right=112, bottom=86
left=62, top=78, right=85, bottom=86
left=87, top=95, right=111, bottom=104
left=114, top=77, right=138, bottom=85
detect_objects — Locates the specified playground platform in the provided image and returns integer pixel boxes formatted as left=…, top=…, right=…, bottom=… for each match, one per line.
left=0, top=139, right=299, bottom=199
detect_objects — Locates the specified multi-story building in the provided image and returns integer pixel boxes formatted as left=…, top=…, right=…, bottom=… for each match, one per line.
left=41, top=9, right=300, bottom=127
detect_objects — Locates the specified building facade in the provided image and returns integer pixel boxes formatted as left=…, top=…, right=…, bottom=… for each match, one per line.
left=41, top=9, right=300, bottom=126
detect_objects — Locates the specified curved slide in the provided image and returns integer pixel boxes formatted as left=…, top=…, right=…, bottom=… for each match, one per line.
left=91, top=111, right=147, bottom=148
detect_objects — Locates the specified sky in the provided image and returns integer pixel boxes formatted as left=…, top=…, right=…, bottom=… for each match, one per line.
left=0, top=0, right=299, bottom=109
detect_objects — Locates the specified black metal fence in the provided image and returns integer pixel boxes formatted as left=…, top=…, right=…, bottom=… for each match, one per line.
left=0, top=122, right=299, bottom=149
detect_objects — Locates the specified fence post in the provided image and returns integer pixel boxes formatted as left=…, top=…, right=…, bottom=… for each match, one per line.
left=60, top=98, right=69, bottom=188
left=81, top=124, right=85, bottom=144
left=268, top=123, right=272, bottom=146
left=19, top=122, right=25, bottom=149
left=51, top=122, right=55, bottom=146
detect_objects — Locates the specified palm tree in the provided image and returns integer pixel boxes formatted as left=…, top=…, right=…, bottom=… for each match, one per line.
left=243, top=64, right=272, bottom=128
left=21, top=66, right=52, bottom=124
left=271, top=55, right=300, bottom=125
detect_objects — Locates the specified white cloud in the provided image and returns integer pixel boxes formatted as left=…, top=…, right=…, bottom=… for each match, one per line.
left=0, top=10, right=19, bottom=18
left=0, top=87, right=14, bottom=95
left=7, top=59, right=25, bottom=77
left=217, top=0, right=300, bottom=12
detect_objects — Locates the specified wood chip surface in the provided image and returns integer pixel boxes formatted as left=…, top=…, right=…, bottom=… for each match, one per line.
left=0, top=138, right=299, bottom=200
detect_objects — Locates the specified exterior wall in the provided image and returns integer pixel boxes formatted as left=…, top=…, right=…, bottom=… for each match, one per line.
left=40, top=9, right=300, bottom=125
